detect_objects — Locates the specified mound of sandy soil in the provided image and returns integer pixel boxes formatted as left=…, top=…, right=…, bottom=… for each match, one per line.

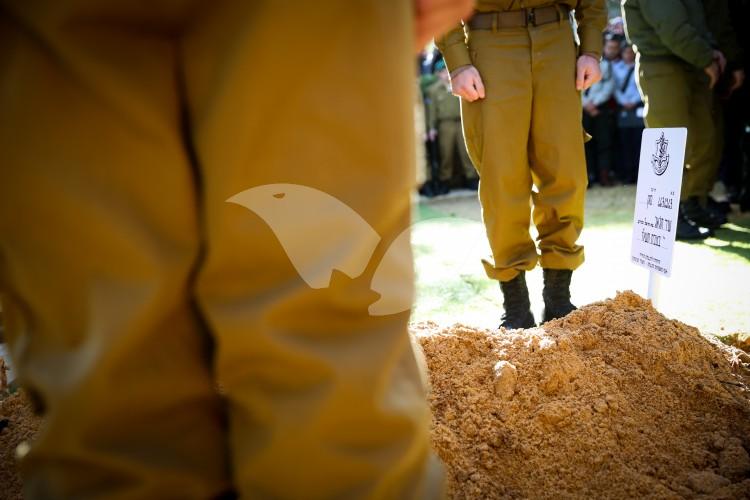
left=416, top=291, right=750, bottom=499
left=2, top=292, right=749, bottom=499
left=1, top=391, right=40, bottom=500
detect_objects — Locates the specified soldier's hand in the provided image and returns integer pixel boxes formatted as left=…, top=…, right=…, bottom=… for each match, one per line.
left=712, top=50, right=727, bottom=74
left=583, top=102, right=599, bottom=116
left=576, top=54, right=601, bottom=91
left=727, top=69, right=745, bottom=95
left=450, top=65, right=486, bottom=102
left=414, top=0, right=474, bottom=52
left=704, top=61, right=720, bottom=89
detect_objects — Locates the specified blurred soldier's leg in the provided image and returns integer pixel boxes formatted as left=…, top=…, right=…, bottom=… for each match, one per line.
left=415, top=95, right=430, bottom=189
left=638, top=57, right=721, bottom=232
left=182, top=2, right=438, bottom=498
left=438, top=120, right=458, bottom=183
left=704, top=96, right=725, bottom=198
left=462, top=28, right=537, bottom=282
left=638, top=60, right=713, bottom=201
left=683, top=82, right=721, bottom=212
left=0, top=3, right=231, bottom=497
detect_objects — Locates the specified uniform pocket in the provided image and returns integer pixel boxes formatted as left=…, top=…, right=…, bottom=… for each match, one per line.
left=460, top=97, right=484, bottom=173
left=461, top=48, right=486, bottom=172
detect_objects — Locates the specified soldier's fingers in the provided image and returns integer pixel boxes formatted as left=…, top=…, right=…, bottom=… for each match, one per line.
left=462, top=85, right=479, bottom=102
left=576, top=68, right=585, bottom=91
left=583, top=67, right=599, bottom=91
left=589, top=69, right=602, bottom=86
left=474, top=75, right=486, bottom=99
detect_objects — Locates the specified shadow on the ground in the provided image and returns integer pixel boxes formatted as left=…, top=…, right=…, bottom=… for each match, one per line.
left=689, top=217, right=750, bottom=261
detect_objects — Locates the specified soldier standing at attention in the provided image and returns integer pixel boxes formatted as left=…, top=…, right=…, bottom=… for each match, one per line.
left=426, top=60, right=480, bottom=192
left=437, top=1, right=606, bottom=329
left=621, top=0, right=726, bottom=240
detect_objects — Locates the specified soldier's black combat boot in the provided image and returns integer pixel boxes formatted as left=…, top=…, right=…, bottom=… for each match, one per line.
left=676, top=211, right=712, bottom=241
left=542, top=269, right=576, bottom=323
left=499, top=272, right=535, bottom=330
left=681, top=197, right=726, bottom=229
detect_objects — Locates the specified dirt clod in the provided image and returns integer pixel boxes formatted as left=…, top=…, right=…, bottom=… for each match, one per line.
left=1, top=392, right=41, bottom=500
left=416, top=291, right=750, bottom=499
left=492, top=361, right=517, bottom=400
left=688, top=471, right=731, bottom=494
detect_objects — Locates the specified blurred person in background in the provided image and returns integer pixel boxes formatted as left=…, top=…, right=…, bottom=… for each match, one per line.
left=0, top=0, right=472, bottom=497
left=416, top=77, right=430, bottom=194
left=607, top=16, right=626, bottom=37
left=582, top=35, right=619, bottom=186
left=437, top=0, right=607, bottom=329
left=419, top=52, right=446, bottom=197
left=703, top=0, right=746, bottom=214
left=613, top=43, right=645, bottom=184
left=425, top=60, right=479, bottom=194
left=622, top=0, right=725, bottom=240
left=720, top=0, right=750, bottom=212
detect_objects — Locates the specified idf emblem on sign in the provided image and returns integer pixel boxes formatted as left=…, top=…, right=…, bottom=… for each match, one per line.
left=651, top=132, right=670, bottom=176
left=632, top=128, right=687, bottom=280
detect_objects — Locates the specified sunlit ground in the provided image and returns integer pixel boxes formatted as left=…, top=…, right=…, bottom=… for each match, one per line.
left=411, top=185, right=750, bottom=337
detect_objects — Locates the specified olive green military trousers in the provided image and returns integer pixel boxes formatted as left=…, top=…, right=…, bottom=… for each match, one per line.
left=0, top=2, right=438, bottom=498
left=437, top=119, right=477, bottom=182
left=704, top=94, right=724, bottom=197
left=461, top=20, right=587, bottom=282
left=636, top=55, right=717, bottom=200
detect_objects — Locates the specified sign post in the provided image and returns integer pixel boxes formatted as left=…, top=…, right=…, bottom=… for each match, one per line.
left=630, top=128, right=688, bottom=309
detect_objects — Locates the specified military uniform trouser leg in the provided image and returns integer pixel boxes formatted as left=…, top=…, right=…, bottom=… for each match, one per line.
left=437, top=120, right=477, bottom=182
left=704, top=94, right=724, bottom=197
left=636, top=56, right=717, bottom=200
left=461, top=20, right=587, bottom=282
left=0, top=2, right=437, bottom=498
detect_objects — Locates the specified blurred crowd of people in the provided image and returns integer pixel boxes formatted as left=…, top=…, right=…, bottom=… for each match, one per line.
left=582, top=20, right=644, bottom=187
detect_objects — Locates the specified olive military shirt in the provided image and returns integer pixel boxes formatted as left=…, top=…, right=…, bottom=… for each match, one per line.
left=436, top=0, right=607, bottom=73
left=622, top=0, right=714, bottom=69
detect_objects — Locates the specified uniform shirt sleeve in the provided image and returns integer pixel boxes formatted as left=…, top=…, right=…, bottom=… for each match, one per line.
left=435, top=23, right=472, bottom=73
left=639, top=0, right=714, bottom=68
left=575, top=0, right=608, bottom=58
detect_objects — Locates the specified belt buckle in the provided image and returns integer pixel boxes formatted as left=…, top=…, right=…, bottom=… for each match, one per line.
left=527, top=8, right=537, bottom=27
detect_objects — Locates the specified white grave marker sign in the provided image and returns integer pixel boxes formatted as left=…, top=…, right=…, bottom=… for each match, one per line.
left=630, top=128, right=687, bottom=279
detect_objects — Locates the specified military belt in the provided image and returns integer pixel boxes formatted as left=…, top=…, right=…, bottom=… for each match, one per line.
left=467, top=5, right=569, bottom=31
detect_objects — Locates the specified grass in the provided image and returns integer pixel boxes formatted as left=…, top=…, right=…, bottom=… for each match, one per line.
left=411, top=185, right=750, bottom=336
